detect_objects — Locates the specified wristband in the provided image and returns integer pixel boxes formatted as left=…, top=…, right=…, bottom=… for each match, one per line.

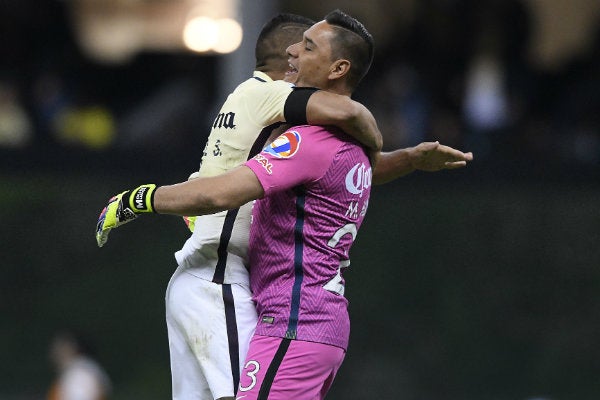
left=127, top=184, right=157, bottom=213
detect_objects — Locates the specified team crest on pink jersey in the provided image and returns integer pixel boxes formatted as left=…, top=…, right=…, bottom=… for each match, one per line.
left=264, top=130, right=301, bottom=158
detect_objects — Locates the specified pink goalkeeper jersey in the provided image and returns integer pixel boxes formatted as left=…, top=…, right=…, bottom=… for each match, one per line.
left=244, top=125, right=372, bottom=350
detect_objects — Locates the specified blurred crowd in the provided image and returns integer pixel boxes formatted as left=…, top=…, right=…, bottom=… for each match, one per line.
left=1, top=0, right=599, bottom=169
left=0, top=0, right=212, bottom=161
left=358, top=0, right=600, bottom=167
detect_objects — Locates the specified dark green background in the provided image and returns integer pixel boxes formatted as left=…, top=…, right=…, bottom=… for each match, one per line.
left=1, top=164, right=599, bottom=399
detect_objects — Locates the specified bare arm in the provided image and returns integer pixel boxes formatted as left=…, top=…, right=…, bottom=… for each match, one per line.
left=153, top=166, right=264, bottom=215
left=305, top=91, right=383, bottom=152
left=373, top=142, right=474, bottom=185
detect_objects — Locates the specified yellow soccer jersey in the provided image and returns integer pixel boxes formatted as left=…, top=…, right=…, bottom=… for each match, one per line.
left=175, top=71, right=316, bottom=285
left=199, top=71, right=294, bottom=177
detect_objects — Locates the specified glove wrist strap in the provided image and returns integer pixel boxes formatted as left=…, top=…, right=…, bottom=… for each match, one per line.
left=128, top=184, right=157, bottom=213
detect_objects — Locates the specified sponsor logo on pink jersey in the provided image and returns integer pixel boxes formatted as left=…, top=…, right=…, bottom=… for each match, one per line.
left=345, top=162, right=371, bottom=197
left=254, top=154, right=273, bottom=174
left=264, top=130, right=301, bottom=158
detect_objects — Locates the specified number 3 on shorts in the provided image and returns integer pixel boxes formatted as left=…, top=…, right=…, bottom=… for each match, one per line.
left=238, top=360, right=260, bottom=392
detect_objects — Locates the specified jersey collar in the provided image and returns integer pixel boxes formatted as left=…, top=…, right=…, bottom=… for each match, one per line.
left=253, top=70, right=273, bottom=82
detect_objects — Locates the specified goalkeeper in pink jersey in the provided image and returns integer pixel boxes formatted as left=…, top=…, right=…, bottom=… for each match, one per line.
left=235, top=12, right=375, bottom=398
left=240, top=122, right=370, bottom=398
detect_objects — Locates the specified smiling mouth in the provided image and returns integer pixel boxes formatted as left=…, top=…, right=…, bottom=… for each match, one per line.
left=286, top=63, right=298, bottom=75
left=283, top=63, right=298, bottom=83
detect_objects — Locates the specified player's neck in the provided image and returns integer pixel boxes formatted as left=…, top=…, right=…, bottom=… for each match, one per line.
left=321, top=82, right=351, bottom=97
left=297, top=79, right=351, bottom=97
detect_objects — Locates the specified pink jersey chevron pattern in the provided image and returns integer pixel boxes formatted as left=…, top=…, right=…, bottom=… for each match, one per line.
left=245, top=125, right=372, bottom=350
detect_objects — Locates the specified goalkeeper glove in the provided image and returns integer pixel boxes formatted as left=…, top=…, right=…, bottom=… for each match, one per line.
left=96, top=184, right=157, bottom=248
left=182, top=215, right=197, bottom=233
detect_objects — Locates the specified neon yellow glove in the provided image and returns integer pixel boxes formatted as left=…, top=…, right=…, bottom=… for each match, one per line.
left=96, top=184, right=156, bottom=247
left=182, top=215, right=197, bottom=232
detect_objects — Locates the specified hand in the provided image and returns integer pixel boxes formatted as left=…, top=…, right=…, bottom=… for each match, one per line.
left=96, top=184, right=156, bottom=247
left=410, top=142, right=473, bottom=172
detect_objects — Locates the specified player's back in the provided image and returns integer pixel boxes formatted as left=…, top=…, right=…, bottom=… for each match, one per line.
left=198, top=72, right=293, bottom=177
left=175, top=71, right=294, bottom=284
left=246, top=125, right=372, bottom=350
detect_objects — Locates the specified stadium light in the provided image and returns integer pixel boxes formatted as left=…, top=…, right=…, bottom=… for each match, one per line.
left=213, top=18, right=243, bottom=54
left=183, top=17, right=220, bottom=52
left=69, top=0, right=241, bottom=62
left=183, top=17, right=242, bottom=54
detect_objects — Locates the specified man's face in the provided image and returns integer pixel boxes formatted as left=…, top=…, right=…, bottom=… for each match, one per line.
left=284, top=20, right=335, bottom=88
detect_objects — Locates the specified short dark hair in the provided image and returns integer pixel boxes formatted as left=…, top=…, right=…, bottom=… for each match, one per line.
left=255, top=13, right=315, bottom=72
left=324, top=9, right=374, bottom=89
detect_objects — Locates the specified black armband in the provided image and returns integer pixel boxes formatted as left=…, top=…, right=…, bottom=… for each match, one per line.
left=284, top=87, right=318, bottom=125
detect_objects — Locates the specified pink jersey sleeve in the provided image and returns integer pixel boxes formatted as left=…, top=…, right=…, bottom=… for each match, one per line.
left=245, top=125, right=344, bottom=195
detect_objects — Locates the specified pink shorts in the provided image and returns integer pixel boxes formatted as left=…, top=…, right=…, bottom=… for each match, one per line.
left=236, top=335, right=345, bottom=400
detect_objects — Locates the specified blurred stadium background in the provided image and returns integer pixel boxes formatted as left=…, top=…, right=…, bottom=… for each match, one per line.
left=1, top=0, right=600, bottom=398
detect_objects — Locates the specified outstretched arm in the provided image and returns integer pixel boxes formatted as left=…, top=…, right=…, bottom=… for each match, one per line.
left=154, top=166, right=263, bottom=215
left=373, top=142, right=473, bottom=185
left=96, top=166, right=263, bottom=247
left=305, top=91, right=383, bottom=153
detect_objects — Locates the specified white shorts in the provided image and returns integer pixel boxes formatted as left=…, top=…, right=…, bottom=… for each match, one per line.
left=165, top=265, right=257, bottom=399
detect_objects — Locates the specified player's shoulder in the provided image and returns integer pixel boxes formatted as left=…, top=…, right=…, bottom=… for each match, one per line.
left=290, top=125, right=366, bottom=158
left=290, top=124, right=346, bottom=140
left=239, top=72, right=294, bottom=97
left=277, top=125, right=347, bottom=155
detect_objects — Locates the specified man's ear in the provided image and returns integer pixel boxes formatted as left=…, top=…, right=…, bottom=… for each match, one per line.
left=328, top=59, right=351, bottom=80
